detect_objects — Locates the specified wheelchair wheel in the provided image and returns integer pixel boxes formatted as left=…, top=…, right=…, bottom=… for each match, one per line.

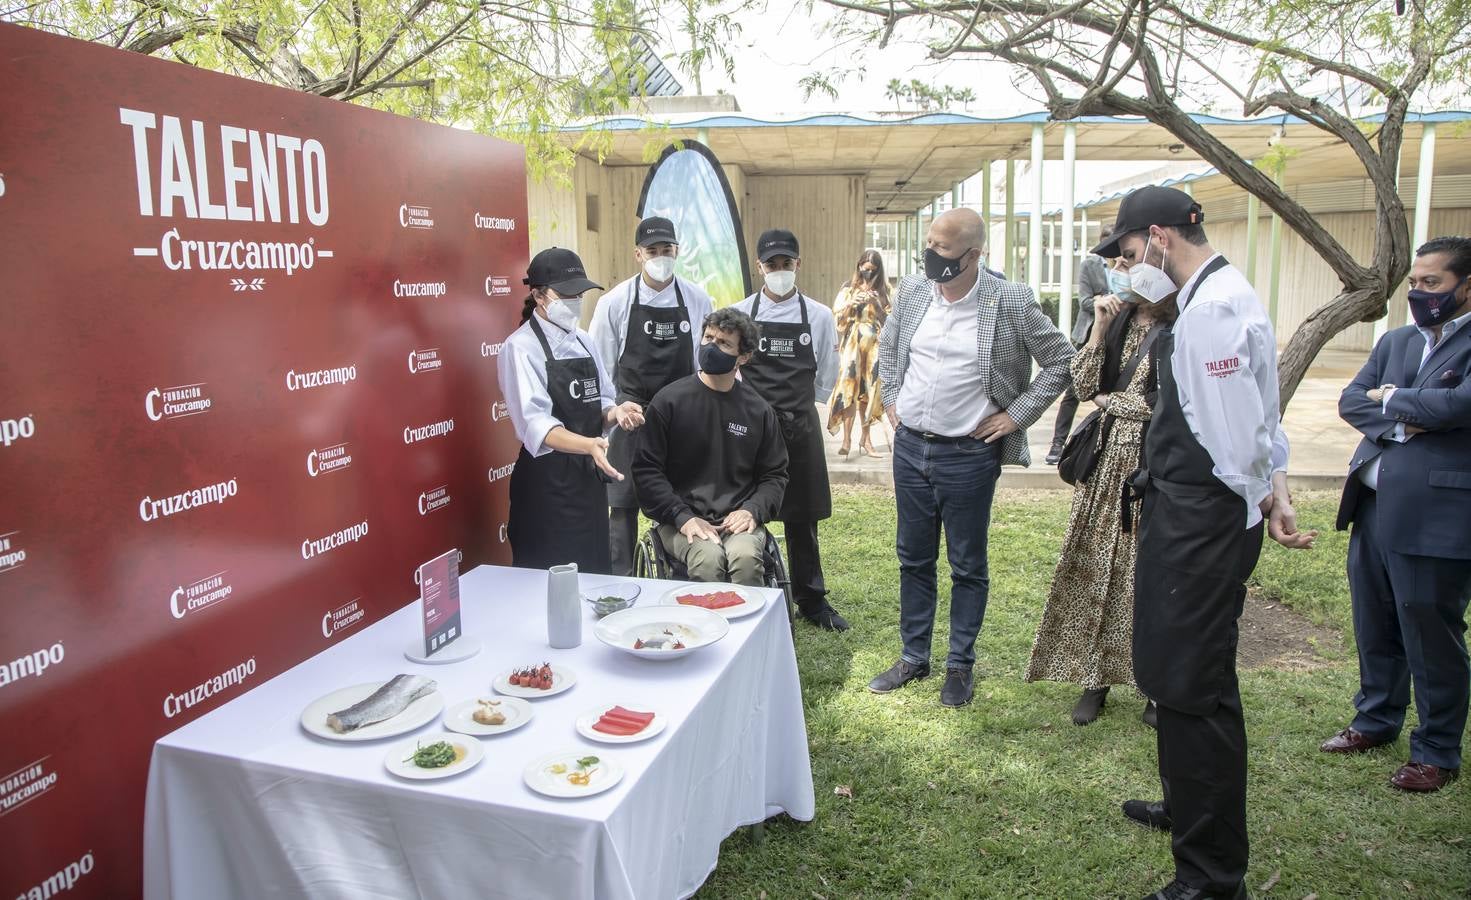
left=632, top=529, right=661, bottom=580
left=762, top=531, right=796, bottom=629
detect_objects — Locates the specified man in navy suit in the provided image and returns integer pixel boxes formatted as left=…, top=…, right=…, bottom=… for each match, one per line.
left=1324, top=235, right=1471, bottom=793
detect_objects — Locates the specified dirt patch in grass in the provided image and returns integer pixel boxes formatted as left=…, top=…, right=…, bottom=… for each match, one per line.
left=1238, top=588, right=1343, bottom=671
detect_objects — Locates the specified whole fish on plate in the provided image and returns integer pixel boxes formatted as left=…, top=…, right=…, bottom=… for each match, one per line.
left=327, top=674, right=437, bottom=733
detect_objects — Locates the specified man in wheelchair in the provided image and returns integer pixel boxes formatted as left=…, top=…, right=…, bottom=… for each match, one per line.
left=632, top=308, right=789, bottom=585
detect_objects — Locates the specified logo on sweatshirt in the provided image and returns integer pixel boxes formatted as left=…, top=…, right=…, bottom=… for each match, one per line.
left=726, top=422, right=748, bottom=438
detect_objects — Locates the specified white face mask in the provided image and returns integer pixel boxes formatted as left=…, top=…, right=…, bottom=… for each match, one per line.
left=544, top=295, right=581, bottom=331
left=764, top=270, right=797, bottom=296
left=1128, top=237, right=1177, bottom=304
left=643, top=255, right=675, bottom=283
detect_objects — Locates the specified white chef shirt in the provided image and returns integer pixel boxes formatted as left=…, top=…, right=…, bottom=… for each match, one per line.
left=1358, top=307, right=1471, bottom=489
left=497, top=314, right=616, bottom=457
left=1171, top=254, right=1290, bottom=528
left=896, top=277, right=999, bottom=437
left=586, top=274, right=715, bottom=379
left=731, top=289, right=840, bottom=400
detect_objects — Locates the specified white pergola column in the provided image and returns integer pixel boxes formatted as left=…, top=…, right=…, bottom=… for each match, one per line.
left=1004, top=160, right=1017, bottom=279
left=1059, top=123, right=1077, bottom=338
left=1028, top=123, right=1045, bottom=298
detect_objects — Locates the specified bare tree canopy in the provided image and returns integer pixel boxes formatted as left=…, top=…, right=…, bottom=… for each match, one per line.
left=6, top=0, right=739, bottom=178
left=818, top=0, right=1471, bottom=407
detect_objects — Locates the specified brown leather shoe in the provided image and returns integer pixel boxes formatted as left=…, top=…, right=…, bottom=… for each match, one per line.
left=1320, top=727, right=1390, bottom=754
left=1390, top=762, right=1459, bottom=793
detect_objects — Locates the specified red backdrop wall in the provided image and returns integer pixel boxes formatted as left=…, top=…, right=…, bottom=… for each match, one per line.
left=0, top=23, right=526, bottom=897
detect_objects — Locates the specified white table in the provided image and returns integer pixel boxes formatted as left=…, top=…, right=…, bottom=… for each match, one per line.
left=143, top=565, right=815, bottom=899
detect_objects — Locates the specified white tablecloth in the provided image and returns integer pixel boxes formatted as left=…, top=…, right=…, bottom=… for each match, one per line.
left=143, top=565, right=814, bottom=900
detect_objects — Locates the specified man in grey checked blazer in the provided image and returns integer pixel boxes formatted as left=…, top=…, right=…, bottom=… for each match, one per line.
left=868, top=208, right=1074, bottom=707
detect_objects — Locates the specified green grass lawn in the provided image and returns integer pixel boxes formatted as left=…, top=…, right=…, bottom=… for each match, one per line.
left=699, top=487, right=1471, bottom=899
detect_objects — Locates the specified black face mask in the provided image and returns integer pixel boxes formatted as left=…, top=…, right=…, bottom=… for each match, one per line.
left=699, top=341, right=739, bottom=375
left=924, top=246, right=973, bottom=284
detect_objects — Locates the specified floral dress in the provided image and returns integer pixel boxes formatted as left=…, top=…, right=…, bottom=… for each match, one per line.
left=1025, top=314, right=1156, bottom=689
left=826, top=285, right=888, bottom=431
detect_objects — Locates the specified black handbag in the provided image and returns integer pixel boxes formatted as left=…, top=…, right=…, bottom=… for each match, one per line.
left=1057, top=321, right=1162, bottom=486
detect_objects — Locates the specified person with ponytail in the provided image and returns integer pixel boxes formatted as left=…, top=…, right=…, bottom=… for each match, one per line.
left=497, top=247, right=645, bottom=573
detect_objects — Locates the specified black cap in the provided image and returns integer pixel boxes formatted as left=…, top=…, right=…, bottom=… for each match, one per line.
left=635, top=216, right=678, bottom=247
left=523, top=247, right=602, bottom=295
left=1092, top=186, right=1205, bottom=257
left=756, top=229, right=800, bottom=262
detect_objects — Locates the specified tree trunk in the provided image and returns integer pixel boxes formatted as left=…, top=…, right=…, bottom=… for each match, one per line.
left=1276, top=287, right=1381, bottom=408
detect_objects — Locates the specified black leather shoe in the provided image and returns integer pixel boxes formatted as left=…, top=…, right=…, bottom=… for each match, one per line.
left=798, top=601, right=850, bottom=632
left=867, top=658, right=929, bottom=694
left=1141, top=878, right=1246, bottom=900
left=1044, top=442, right=1065, bottom=465
left=1072, top=686, right=1109, bottom=725
left=1121, top=799, right=1172, bottom=832
left=940, top=667, right=974, bottom=708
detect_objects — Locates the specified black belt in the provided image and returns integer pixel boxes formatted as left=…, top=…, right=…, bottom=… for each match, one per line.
left=900, top=424, right=970, bottom=444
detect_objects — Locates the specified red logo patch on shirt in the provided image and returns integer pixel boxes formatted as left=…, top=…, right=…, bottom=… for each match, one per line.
left=1204, top=356, right=1242, bottom=378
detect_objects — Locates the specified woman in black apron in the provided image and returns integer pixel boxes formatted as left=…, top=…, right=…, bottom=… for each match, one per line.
left=738, top=228, right=847, bottom=630
left=499, top=248, right=644, bottom=574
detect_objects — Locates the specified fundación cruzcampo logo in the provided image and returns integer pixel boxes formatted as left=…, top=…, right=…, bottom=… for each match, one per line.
left=120, top=108, right=335, bottom=292
left=145, top=383, right=212, bottom=421
left=399, top=203, right=434, bottom=229
left=408, top=348, right=442, bottom=374
left=307, top=442, right=352, bottom=477
left=170, top=570, right=234, bottom=619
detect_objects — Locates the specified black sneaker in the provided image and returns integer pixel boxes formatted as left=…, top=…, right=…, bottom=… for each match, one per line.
left=1044, top=442, right=1065, bottom=465
left=1121, top=799, right=1172, bottom=832
left=940, top=667, right=974, bottom=708
left=1141, top=878, right=1246, bottom=900
left=867, top=658, right=930, bottom=693
left=797, top=601, right=850, bottom=632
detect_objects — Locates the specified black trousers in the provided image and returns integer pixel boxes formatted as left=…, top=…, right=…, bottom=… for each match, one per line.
left=1049, top=384, right=1080, bottom=448
left=1347, top=489, right=1471, bottom=770
left=1134, top=481, right=1262, bottom=894
left=1157, top=661, right=1249, bottom=893
left=782, top=520, right=828, bottom=610
left=609, top=506, right=638, bottom=577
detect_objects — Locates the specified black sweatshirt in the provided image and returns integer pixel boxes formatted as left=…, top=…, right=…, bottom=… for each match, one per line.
left=633, top=375, right=789, bottom=528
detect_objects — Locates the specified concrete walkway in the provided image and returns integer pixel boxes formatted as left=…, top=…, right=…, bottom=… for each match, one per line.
left=820, top=348, right=1367, bottom=492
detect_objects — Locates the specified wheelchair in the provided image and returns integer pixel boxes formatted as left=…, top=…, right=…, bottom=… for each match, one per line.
left=633, top=522, right=795, bottom=627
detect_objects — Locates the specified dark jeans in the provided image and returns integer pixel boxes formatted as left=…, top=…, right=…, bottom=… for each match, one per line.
left=609, top=506, right=638, bottom=577
left=1348, top=489, right=1471, bottom=769
left=782, top=520, right=828, bottom=610
left=894, top=425, right=1001, bottom=670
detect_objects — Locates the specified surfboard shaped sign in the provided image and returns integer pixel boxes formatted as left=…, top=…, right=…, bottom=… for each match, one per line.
left=637, top=140, right=751, bottom=307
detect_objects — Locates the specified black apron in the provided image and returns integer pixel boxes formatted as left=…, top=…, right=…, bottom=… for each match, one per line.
left=740, top=291, right=831, bottom=521
left=1131, top=256, right=1264, bottom=715
left=507, top=316, right=612, bottom=574
left=606, top=279, right=695, bottom=508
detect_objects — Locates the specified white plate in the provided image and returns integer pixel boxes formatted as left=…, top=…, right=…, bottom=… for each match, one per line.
left=523, top=751, right=625, bottom=799
left=574, top=705, right=667, bottom=744
left=444, top=696, right=534, bottom=737
left=384, top=732, right=484, bottom=780
left=492, top=665, right=577, bottom=699
left=656, top=582, right=766, bottom=620
left=593, top=605, right=729, bottom=660
left=300, top=682, right=444, bottom=742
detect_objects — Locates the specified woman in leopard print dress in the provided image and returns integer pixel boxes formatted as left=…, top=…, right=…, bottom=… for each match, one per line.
left=1025, top=279, right=1176, bottom=725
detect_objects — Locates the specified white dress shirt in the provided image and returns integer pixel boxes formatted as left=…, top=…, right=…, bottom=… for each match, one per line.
left=497, top=315, right=616, bottom=457
left=896, top=277, right=999, bottom=436
left=1172, top=254, right=1290, bottom=528
left=731, top=289, right=840, bottom=400
left=586, top=274, right=715, bottom=378
left=1358, top=307, right=1471, bottom=490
